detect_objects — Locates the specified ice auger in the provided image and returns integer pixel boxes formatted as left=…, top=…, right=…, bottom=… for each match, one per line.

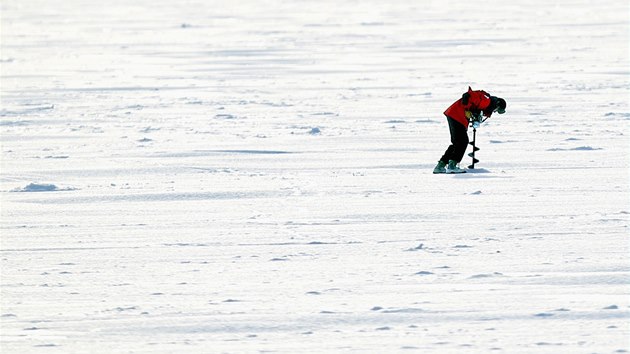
left=468, top=127, right=480, bottom=169
left=468, top=115, right=490, bottom=169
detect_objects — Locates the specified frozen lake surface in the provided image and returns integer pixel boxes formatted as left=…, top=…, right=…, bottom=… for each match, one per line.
left=1, top=0, right=629, bottom=352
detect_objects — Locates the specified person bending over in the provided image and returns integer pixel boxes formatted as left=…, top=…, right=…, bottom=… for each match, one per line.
left=433, top=86, right=506, bottom=174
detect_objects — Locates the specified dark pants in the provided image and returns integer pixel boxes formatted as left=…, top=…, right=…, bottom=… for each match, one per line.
left=439, top=116, right=469, bottom=164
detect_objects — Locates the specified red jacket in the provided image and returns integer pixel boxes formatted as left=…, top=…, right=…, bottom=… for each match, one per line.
left=444, top=86, right=493, bottom=128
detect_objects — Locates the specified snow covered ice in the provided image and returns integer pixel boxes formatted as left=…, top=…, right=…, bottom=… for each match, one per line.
left=1, top=0, right=629, bottom=352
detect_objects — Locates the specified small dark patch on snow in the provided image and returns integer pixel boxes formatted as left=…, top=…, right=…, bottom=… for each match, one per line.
left=163, top=243, right=209, bottom=247
left=415, top=118, right=435, bottom=123
left=534, top=313, right=554, bottom=317
left=604, top=112, right=630, bottom=119
left=215, top=114, right=236, bottom=119
left=382, top=308, right=424, bottom=314
left=547, top=146, right=602, bottom=151
left=371, top=306, right=383, bottom=311
left=309, top=127, right=321, bottom=135
left=375, top=326, right=391, bottom=331
left=405, top=243, right=424, bottom=251
left=469, top=272, right=503, bottom=279
left=113, top=306, right=138, bottom=312
left=305, top=291, right=321, bottom=295
left=408, top=92, right=432, bottom=97
left=572, top=146, right=602, bottom=151
left=212, top=149, right=291, bottom=155
left=414, top=271, right=434, bottom=276
left=140, top=126, right=161, bottom=133
left=12, top=183, right=76, bottom=192
left=19, top=183, right=58, bottom=192
left=603, top=305, right=618, bottom=310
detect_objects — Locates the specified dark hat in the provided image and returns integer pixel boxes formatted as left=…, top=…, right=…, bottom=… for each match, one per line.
left=490, top=96, right=506, bottom=114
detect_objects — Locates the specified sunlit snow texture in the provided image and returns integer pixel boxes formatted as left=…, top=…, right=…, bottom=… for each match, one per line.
left=1, top=0, right=629, bottom=353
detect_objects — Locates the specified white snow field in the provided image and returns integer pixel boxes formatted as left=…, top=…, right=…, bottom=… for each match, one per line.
left=1, top=0, right=629, bottom=352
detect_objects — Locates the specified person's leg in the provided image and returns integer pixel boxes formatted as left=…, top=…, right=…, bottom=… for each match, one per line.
left=440, top=117, right=468, bottom=163
left=449, top=117, right=469, bottom=163
left=439, top=145, right=454, bottom=164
